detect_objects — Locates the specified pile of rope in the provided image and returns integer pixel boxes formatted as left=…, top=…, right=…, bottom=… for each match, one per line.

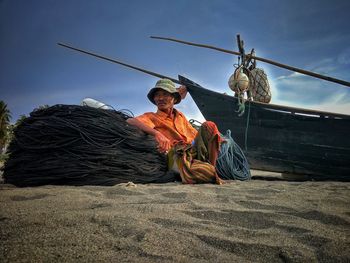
left=216, top=130, right=251, bottom=181
left=3, top=105, right=174, bottom=187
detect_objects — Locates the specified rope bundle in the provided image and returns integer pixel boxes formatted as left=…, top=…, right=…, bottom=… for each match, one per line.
left=3, top=105, right=173, bottom=186
left=216, top=130, right=251, bottom=181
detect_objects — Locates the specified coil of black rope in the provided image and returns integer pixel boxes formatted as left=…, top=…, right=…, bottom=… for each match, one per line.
left=3, top=105, right=176, bottom=186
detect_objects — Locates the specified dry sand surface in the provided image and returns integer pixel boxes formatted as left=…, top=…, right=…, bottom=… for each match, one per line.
left=0, top=170, right=350, bottom=262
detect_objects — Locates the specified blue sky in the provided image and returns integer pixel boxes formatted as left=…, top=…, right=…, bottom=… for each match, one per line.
left=1, top=0, right=350, bottom=122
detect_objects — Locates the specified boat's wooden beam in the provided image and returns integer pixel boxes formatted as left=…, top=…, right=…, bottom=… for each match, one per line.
left=57, top=43, right=181, bottom=85
left=150, top=36, right=350, bottom=88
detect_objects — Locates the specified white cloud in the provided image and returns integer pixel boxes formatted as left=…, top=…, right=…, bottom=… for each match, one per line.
left=317, top=102, right=350, bottom=115
left=272, top=70, right=350, bottom=115
left=176, top=97, right=206, bottom=122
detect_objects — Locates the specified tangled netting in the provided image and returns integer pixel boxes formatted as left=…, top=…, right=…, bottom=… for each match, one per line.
left=3, top=105, right=175, bottom=187
left=249, top=68, right=271, bottom=103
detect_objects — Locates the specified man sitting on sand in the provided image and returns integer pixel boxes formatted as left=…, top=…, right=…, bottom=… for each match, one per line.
left=126, top=78, right=224, bottom=184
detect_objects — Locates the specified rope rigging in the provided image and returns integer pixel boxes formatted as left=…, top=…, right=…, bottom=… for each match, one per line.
left=228, top=35, right=271, bottom=116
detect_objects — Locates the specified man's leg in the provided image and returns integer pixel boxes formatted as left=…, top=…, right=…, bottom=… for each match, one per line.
left=194, top=121, right=222, bottom=166
left=171, top=121, right=223, bottom=184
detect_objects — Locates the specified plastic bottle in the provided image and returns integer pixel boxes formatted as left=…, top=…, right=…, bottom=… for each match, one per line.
left=81, top=98, right=111, bottom=110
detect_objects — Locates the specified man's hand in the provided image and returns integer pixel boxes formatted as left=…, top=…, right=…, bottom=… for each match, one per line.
left=177, top=85, right=188, bottom=100
left=127, top=118, right=171, bottom=153
left=154, top=131, right=171, bottom=153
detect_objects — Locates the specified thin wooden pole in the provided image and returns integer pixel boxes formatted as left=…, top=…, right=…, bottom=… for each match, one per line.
left=150, top=36, right=350, bottom=88
left=57, top=43, right=180, bottom=84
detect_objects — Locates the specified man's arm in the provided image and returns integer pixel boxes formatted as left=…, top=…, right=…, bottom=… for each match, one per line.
left=126, top=118, right=171, bottom=153
left=177, top=85, right=187, bottom=100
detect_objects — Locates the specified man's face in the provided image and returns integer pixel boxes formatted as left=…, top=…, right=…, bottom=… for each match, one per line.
left=154, top=89, right=175, bottom=111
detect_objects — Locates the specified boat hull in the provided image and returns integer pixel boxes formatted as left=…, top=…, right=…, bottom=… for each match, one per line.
left=180, top=76, right=350, bottom=179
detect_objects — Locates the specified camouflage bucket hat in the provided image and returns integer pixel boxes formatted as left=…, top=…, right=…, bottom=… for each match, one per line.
left=147, top=79, right=181, bottom=105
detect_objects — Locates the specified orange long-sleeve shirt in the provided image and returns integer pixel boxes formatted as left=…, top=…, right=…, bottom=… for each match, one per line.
left=135, top=109, right=198, bottom=146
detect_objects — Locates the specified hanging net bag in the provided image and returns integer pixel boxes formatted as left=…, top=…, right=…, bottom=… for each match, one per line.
left=248, top=68, right=271, bottom=103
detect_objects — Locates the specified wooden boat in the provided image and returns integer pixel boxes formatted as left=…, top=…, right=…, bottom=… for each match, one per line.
left=58, top=42, right=350, bottom=180
left=180, top=75, right=350, bottom=180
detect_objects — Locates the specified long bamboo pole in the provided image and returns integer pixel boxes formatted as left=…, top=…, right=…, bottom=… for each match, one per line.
left=150, top=36, right=350, bottom=88
left=57, top=43, right=180, bottom=84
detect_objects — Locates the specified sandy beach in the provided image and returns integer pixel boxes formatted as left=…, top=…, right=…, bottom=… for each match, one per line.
left=0, top=170, right=349, bottom=262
